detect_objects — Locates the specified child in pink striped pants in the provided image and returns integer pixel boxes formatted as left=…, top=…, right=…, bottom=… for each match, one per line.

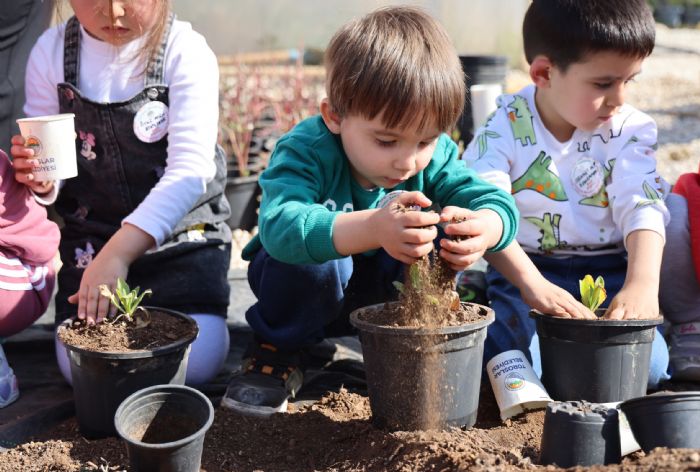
left=0, top=149, right=59, bottom=407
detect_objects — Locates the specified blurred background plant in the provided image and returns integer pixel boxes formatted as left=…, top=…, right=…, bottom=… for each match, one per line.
left=218, top=50, right=325, bottom=178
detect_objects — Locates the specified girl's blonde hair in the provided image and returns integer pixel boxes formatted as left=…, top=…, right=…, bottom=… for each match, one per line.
left=57, top=1, right=171, bottom=70
left=324, top=6, right=465, bottom=133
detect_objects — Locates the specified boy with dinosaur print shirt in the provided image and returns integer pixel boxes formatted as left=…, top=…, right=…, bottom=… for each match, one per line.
left=462, top=0, right=671, bottom=387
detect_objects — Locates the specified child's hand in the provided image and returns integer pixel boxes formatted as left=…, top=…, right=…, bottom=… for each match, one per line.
left=438, top=207, right=503, bottom=271
left=68, top=252, right=129, bottom=325
left=10, top=134, right=54, bottom=194
left=373, top=191, right=440, bottom=264
left=521, top=275, right=597, bottom=320
left=604, top=281, right=660, bottom=320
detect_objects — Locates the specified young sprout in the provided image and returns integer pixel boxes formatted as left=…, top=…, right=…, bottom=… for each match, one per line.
left=99, top=278, right=152, bottom=328
left=579, top=274, right=607, bottom=313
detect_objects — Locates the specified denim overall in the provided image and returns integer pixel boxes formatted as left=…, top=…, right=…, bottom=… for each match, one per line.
left=54, top=16, right=231, bottom=323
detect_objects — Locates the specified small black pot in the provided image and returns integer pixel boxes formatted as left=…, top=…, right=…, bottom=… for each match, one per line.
left=115, top=384, right=214, bottom=472
left=531, top=311, right=662, bottom=403
left=60, top=308, right=198, bottom=439
left=540, top=401, right=621, bottom=467
left=620, top=391, right=700, bottom=451
left=350, top=302, right=494, bottom=431
left=224, top=173, right=260, bottom=231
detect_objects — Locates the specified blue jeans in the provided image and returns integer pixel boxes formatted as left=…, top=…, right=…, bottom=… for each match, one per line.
left=485, top=253, right=670, bottom=388
left=245, top=248, right=403, bottom=350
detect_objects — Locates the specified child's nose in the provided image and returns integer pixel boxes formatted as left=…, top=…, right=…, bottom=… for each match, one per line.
left=606, top=84, right=625, bottom=108
left=102, top=1, right=126, bottom=18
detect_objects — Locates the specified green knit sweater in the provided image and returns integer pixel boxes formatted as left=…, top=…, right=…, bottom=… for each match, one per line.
left=242, top=115, right=519, bottom=264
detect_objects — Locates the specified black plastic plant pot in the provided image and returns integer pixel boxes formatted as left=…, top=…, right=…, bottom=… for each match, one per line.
left=620, top=391, right=700, bottom=451
left=225, top=173, right=260, bottom=231
left=540, top=401, right=621, bottom=467
left=115, top=384, right=214, bottom=472
left=349, top=302, right=494, bottom=431
left=530, top=311, right=662, bottom=403
left=60, top=308, right=198, bottom=439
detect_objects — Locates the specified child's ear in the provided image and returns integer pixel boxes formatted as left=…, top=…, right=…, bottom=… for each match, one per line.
left=320, top=98, right=342, bottom=134
left=529, top=55, right=553, bottom=88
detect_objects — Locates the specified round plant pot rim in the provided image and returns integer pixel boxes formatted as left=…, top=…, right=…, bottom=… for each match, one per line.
left=59, top=306, right=198, bottom=359
left=114, top=384, right=214, bottom=450
left=620, top=391, right=700, bottom=410
left=349, top=301, right=495, bottom=335
left=529, top=310, right=663, bottom=328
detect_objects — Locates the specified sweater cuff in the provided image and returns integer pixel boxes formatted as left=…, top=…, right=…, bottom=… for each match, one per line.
left=475, top=203, right=517, bottom=253
left=304, top=209, right=341, bottom=262
left=623, top=208, right=667, bottom=248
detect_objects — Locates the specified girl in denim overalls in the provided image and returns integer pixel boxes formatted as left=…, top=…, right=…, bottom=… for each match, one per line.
left=11, top=0, right=232, bottom=385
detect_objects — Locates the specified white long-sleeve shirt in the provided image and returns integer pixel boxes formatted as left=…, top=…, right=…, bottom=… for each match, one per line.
left=24, top=19, right=219, bottom=245
left=462, top=84, right=669, bottom=256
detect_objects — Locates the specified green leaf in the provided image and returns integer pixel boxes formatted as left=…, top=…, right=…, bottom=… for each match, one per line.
left=579, top=274, right=607, bottom=312
left=392, top=281, right=405, bottom=294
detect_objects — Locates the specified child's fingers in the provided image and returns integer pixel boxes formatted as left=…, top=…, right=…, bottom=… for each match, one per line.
left=395, top=190, right=431, bottom=208
left=438, top=247, right=482, bottom=270
left=10, top=143, right=34, bottom=158
left=10, top=135, right=26, bottom=146
left=402, top=226, right=438, bottom=244
left=604, top=306, right=625, bottom=320
left=439, top=235, right=485, bottom=255
left=439, top=206, right=473, bottom=222
left=402, top=210, right=441, bottom=228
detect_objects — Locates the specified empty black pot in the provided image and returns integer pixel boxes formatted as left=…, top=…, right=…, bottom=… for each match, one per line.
left=540, top=401, right=621, bottom=467
left=350, top=302, right=494, bottom=431
left=620, top=391, right=700, bottom=451
left=60, top=308, right=198, bottom=439
left=531, top=311, right=662, bottom=403
left=115, top=384, right=214, bottom=472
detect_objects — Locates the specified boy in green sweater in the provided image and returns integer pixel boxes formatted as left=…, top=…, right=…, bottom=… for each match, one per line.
left=223, top=6, right=584, bottom=416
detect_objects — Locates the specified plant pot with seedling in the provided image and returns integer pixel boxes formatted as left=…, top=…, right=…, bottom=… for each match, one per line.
left=531, top=275, right=662, bottom=403
left=350, top=222, right=494, bottom=431
left=57, top=279, right=198, bottom=439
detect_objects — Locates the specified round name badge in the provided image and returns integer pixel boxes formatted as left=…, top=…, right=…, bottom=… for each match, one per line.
left=570, top=157, right=604, bottom=197
left=133, top=101, right=169, bottom=143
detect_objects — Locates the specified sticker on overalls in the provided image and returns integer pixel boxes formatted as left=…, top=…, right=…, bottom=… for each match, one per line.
left=133, top=101, right=169, bottom=143
left=570, top=157, right=604, bottom=197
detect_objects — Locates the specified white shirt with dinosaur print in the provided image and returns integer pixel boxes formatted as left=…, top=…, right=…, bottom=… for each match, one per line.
left=462, top=84, right=669, bottom=256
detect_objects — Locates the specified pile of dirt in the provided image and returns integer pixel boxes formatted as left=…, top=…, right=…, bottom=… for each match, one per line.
left=57, top=310, right=197, bottom=352
left=2, top=385, right=698, bottom=472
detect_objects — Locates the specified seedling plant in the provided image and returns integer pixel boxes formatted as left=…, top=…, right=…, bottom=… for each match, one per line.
left=99, top=278, right=152, bottom=328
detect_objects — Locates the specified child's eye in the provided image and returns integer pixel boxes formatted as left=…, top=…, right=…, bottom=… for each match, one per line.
left=418, top=138, right=437, bottom=147
left=376, top=139, right=396, bottom=147
left=594, top=82, right=613, bottom=90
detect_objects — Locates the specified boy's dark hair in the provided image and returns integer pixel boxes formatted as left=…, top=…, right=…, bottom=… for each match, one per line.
left=523, top=0, right=655, bottom=70
left=324, top=6, right=465, bottom=132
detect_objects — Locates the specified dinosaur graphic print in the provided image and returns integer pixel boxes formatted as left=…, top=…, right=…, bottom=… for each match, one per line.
left=525, top=213, right=567, bottom=253
left=635, top=179, right=664, bottom=209
left=579, top=159, right=616, bottom=207
left=511, top=151, right=568, bottom=201
left=507, top=95, right=537, bottom=146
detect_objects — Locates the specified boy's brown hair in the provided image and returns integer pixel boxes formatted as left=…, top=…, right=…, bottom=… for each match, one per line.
left=324, top=6, right=465, bottom=133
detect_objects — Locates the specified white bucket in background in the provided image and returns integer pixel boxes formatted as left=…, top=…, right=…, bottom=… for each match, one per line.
left=487, top=349, right=553, bottom=421
left=470, top=83, right=502, bottom=131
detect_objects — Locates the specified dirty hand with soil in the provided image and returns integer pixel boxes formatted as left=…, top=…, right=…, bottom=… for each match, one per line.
left=439, top=205, right=504, bottom=271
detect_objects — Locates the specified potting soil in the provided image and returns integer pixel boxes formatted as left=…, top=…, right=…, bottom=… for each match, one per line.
left=2, top=384, right=700, bottom=471
left=57, top=310, right=197, bottom=352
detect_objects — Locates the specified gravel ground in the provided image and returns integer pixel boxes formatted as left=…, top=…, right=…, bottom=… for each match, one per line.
left=229, top=25, right=700, bottom=268
left=613, top=24, right=700, bottom=182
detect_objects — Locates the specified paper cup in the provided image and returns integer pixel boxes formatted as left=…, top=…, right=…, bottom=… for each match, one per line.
left=16, top=113, right=77, bottom=181
left=470, top=83, right=502, bottom=131
left=487, top=349, right=553, bottom=421
left=601, top=401, right=642, bottom=456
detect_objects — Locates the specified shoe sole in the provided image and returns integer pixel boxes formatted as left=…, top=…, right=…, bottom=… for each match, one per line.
left=220, top=396, right=288, bottom=417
